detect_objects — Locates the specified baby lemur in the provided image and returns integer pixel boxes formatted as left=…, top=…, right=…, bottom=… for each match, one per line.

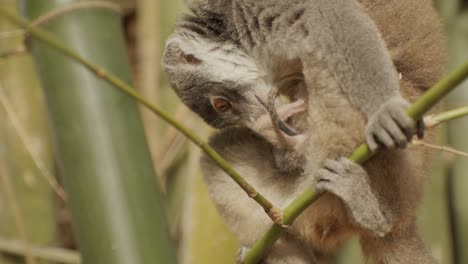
left=162, top=0, right=446, bottom=263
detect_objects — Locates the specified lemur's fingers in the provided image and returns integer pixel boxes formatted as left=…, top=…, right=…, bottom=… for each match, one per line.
left=321, top=158, right=368, bottom=181
left=366, top=131, right=379, bottom=152
left=315, top=173, right=342, bottom=199
left=316, top=158, right=368, bottom=203
left=323, top=159, right=347, bottom=176
left=387, top=98, right=414, bottom=140
left=379, top=112, right=408, bottom=148
left=373, top=125, right=395, bottom=149
left=318, top=158, right=390, bottom=237
left=316, top=168, right=339, bottom=183
left=366, top=97, right=415, bottom=150
left=338, top=157, right=367, bottom=175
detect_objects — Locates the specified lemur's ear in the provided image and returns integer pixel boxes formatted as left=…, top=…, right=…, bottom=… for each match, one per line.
left=162, top=40, right=202, bottom=68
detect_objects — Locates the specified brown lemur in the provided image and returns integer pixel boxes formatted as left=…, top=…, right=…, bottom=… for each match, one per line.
left=162, top=0, right=446, bottom=263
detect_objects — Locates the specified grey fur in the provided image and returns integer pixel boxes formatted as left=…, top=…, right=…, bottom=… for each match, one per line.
left=202, top=128, right=321, bottom=263
left=162, top=0, right=446, bottom=263
left=316, top=157, right=391, bottom=237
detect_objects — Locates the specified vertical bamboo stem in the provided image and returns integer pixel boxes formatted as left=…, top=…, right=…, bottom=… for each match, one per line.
left=0, top=163, right=36, bottom=264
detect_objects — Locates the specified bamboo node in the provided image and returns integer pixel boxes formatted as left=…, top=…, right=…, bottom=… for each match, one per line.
left=96, top=69, right=106, bottom=78
left=267, top=207, right=284, bottom=225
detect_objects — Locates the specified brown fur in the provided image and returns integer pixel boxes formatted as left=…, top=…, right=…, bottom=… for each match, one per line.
left=291, top=1, right=446, bottom=261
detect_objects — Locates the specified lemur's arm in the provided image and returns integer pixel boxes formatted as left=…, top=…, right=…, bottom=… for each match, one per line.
left=249, top=0, right=414, bottom=149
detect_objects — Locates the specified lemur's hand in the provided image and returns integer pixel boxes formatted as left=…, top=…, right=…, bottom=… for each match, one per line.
left=365, top=97, right=415, bottom=151
left=316, top=157, right=391, bottom=237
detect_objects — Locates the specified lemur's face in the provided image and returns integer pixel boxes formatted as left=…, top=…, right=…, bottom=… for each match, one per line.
left=162, top=31, right=308, bottom=150
left=162, top=32, right=271, bottom=130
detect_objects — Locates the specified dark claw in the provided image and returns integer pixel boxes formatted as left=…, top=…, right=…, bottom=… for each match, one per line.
left=255, top=95, right=299, bottom=136
left=417, top=119, right=425, bottom=139
left=254, top=95, right=267, bottom=108
left=277, top=120, right=299, bottom=136
left=266, top=74, right=304, bottom=137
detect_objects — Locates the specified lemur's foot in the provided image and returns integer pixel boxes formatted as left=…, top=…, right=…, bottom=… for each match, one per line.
left=316, top=157, right=391, bottom=237
left=366, top=97, right=414, bottom=151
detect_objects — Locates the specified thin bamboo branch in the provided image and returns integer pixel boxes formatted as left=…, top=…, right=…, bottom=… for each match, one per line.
left=0, top=162, right=36, bottom=264
left=0, top=8, right=281, bottom=223
left=0, top=0, right=124, bottom=41
left=426, top=106, right=468, bottom=128
left=413, top=139, right=468, bottom=158
left=414, top=105, right=468, bottom=158
left=0, top=83, right=67, bottom=202
left=0, top=238, right=81, bottom=264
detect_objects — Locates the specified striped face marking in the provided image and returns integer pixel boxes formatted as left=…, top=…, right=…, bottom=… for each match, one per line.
left=165, top=35, right=262, bottom=84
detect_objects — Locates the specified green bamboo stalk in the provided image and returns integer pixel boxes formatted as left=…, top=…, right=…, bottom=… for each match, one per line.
left=0, top=2, right=57, bottom=264
left=0, top=6, right=279, bottom=222
left=16, top=1, right=176, bottom=263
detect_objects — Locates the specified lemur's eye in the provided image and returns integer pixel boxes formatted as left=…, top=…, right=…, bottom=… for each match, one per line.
left=211, top=97, right=232, bottom=113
